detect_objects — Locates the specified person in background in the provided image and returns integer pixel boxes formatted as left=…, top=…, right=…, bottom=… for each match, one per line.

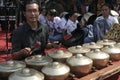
left=66, top=10, right=79, bottom=35
left=81, top=13, right=97, bottom=43
left=11, top=1, right=54, bottom=60
left=62, top=11, right=84, bottom=47
left=38, top=7, right=47, bottom=24
left=46, top=9, right=63, bottom=42
left=93, top=3, right=119, bottom=42
left=59, top=12, right=69, bottom=36
left=77, top=15, right=84, bottom=29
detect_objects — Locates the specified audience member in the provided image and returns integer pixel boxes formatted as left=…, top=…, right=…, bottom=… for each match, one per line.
left=82, top=12, right=97, bottom=43
left=38, top=7, right=47, bottom=24
left=62, top=11, right=84, bottom=47
left=46, top=9, right=63, bottom=42
left=93, top=3, right=119, bottom=41
left=59, top=11, right=69, bottom=35
left=65, top=11, right=79, bottom=34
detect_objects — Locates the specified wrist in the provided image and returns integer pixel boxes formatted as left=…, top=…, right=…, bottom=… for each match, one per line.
left=12, top=49, right=28, bottom=60
left=12, top=51, right=23, bottom=60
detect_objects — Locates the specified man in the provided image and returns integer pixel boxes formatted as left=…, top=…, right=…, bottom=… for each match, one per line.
left=93, top=3, right=119, bottom=42
left=11, top=1, right=50, bottom=60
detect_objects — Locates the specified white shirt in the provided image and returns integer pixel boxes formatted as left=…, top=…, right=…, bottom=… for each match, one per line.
left=59, top=17, right=68, bottom=30
left=96, top=15, right=119, bottom=27
left=47, top=16, right=62, bottom=33
left=66, top=19, right=78, bottom=34
left=38, top=14, right=46, bottom=24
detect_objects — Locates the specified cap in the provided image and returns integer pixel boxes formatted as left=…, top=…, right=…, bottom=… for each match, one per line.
left=83, top=12, right=94, bottom=21
left=110, top=10, right=119, bottom=17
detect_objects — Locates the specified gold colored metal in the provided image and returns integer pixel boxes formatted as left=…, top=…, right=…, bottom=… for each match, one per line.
left=104, top=23, right=120, bottom=42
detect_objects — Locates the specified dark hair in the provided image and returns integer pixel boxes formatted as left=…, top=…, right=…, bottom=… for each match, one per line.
left=87, top=15, right=97, bottom=25
left=77, top=15, right=82, bottom=22
left=101, top=3, right=112, bottom=10
left=68, top=10, right=78, bottom=17
left=47, top=9, right=57, bottom=17
left=22, top=1, right=40, bottom=12
left=41, top=7, right=46, bottom=12
left=64, top=13, right=69, bottom=21
left=40, top=7, right=47, bottom=15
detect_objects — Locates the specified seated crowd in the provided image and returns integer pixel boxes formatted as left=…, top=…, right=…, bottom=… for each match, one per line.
left=11, top=1, right=119, bottom=60
left=38, top=3, right=119, bottom=46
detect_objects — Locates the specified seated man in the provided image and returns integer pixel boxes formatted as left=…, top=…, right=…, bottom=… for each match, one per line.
left=93, top=3, right=119, bottom=42
left=11, top=1, right=56, bottom=60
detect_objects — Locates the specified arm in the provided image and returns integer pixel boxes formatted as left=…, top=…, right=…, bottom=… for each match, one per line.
left=11, top=27, right=31, bottom=60
left=12, top=48, right=31, bottom=60
left=11, top=29, right=22, bottom=53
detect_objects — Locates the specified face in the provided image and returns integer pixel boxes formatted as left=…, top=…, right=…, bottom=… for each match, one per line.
left=46, top=14, right=54, bottom=22
left=42, top=9, right=46, bottom=15
left=70, top=13, right=78, bottom=22
left=101, top=5, right=110, bottom=18
left=23, top=3, right=39, bottom=23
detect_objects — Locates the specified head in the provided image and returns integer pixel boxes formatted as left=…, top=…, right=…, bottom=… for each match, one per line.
left=101, top=3, right=111, bottom=18
left=41, top=7, right=47, bottom=16
left=23, top=1, right=40, bottom=24
left=68, top=10, right=79, bottom=22
left=46, top=9, right=57, bottom=21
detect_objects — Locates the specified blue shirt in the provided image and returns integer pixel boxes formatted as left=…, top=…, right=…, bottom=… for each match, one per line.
left=93, top=15, right=119, bottom=41
left=82, top=24, right=94, bottom=43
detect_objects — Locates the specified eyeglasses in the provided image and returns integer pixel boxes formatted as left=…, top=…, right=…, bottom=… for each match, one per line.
left=26, top=9, right=39, bottom=13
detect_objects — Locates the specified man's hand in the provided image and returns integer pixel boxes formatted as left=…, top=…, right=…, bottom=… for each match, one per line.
left=23, top=47, right=32, bottom=56
left=12, top=47, right=31, bottom=60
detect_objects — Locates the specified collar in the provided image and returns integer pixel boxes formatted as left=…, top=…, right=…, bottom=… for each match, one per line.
left=68, top=19, right=78, bottom=24
left=24, top=21, right=42, bottom=32
left=100, top=15, right=111, bottom=20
